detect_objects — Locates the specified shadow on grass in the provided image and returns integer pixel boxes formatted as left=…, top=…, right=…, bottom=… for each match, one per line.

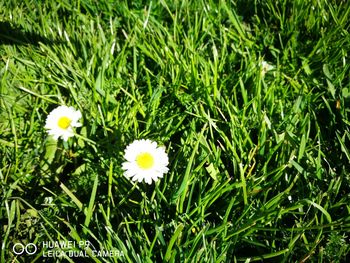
left=0, top=21, right=58, bottom=46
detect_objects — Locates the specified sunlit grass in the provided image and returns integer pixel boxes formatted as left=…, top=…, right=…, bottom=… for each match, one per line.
left=1, top=0, right=350, bottom=262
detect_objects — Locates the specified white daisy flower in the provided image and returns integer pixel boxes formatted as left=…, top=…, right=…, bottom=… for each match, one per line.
left=45, top=105, right=82, bottom=141
left=122, top=139, right=169, bottom=184
left=261, top=60, right=274, bottom=76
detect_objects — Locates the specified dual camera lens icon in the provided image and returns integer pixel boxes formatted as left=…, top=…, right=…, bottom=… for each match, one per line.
left=12, top=243, right=37, bottom=255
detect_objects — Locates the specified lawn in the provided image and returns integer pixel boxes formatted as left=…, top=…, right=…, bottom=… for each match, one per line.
left=1, top=0, right=350, bottom=262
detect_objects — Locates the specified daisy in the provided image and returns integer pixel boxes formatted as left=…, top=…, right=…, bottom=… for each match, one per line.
left=122, top=139, right=169, bottom=184
left=261, top=60, right=274, bottom=75
left=45, top=105, right=82, bottom=141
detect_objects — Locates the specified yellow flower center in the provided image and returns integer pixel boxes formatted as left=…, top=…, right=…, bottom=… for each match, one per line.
left=136, top=152, right=154, bottom=170
left=57, top=116, right=72, bottom=129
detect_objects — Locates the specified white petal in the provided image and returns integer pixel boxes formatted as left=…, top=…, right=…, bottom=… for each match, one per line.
left=122, top=139, right=169, bottom=184
left=45, top=105, right=82, bottom=140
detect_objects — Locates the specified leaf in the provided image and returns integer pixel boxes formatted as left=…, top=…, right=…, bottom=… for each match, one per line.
left=205, top=163, right=218, bottom=181
left=59, top=182, right=83, bottom=210
left=323, top=64, right=336, bottom=98
left=290, top=159, right=305, bottom=175
left=298, top=134, right=307, bottom=161
left=302, top=58, right=312, bottom=75
left=44, top=137, right=57, bottom=162
left=83, top=174, right=99, bottom=234
left=336, top=133, right=350, bottom=161
left=40, top=137, right=58, bottom=171
left=165, top=223, right=184, bottom=262
left=304, top=199, right=332, bottom=223
left=342, top=87, right=350, bottom=98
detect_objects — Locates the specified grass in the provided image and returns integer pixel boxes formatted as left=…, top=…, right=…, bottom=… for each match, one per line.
left=1, top=0, right=350, bottom=262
